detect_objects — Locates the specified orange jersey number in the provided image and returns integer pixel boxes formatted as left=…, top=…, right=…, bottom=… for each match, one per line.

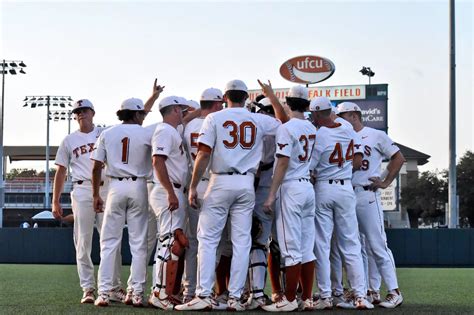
left=298, top=134, right=316, bottom=162
left=121, top=137, right=130, bottom=164
left=223, top=121, right=256, bottom=150
left=329, top=140, right=354, bottom=168
left=189, top=132, right=199, bottom=160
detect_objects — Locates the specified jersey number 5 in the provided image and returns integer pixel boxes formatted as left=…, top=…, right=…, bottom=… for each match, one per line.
left=189, top=132, right=199, bottom=160
left=223, top=121, right=256, bottom=149
left=329, top=140, right=354, bottom=167
left=121, top=137, right=130, bottom=164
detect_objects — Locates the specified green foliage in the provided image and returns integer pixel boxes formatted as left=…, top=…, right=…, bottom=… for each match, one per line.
left=5, top=168, right=38, bottom=180
left=457, top=151, right=474, bottom=227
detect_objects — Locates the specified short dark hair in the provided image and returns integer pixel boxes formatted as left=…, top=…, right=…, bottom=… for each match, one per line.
left=286, top=97, right=309, bottom=113
left=116, top=110, right=136, bottom=121
left=255, top=94, right=265, bottom=103
left=159, top=105, right=177, bottom=117
left=225, top=90, right=248, bottom=103
left=200, top=100, right=215, bottom=110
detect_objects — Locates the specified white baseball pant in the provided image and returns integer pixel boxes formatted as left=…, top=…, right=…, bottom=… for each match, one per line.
left=98, top=178, right=148, bottom=294
left=355, top=188, right=398, bottom=291
left=314, top=181, right=366, bottom=299
left=330, top=232, right=345, bottom=295
left=196, top=174, right=255, bottom=299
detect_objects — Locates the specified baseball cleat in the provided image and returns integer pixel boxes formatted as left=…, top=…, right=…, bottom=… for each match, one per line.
left=175, top=296, right=212, bottom=311
left=132, top=293, right=145, bottom=307
left=246, top=296, right=268, bottom=310
left=272, top=292, right=284, bottom=303
left=109, top=287, right=126, bottom=303
left=211, top=292, right=228, bottom=310
left=94, top=293, right=110, bottom=307
left=336, top=290, right=355, bottom=309
left=80, top=289, right=95, bottom=304
left=313, top=297, right=333, bottom=310
left=124, top=290, right=133, bottom=305
left=227, top=297, right=246, bottom=311
left=332, top=292, right=346, bottom=306
left=355, top=296, right=375, bottom=310
left=262, top=295, right=298, bottom=312
left=148, top=291, right=174, bottom=310
left=379, top=291, right=403, bottom=308
left=298, top=298, right=315, bottom=311
left=367, top=290, right=381, bottom=305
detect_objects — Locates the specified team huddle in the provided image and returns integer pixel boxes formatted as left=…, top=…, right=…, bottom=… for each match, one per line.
left=52, top=78, right=405, bottom=311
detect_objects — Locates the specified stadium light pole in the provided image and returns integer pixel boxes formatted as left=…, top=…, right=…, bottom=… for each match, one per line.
left=23, top=95, right=73, bottom=210
left=359, top=66, right=375, bottom=85
left=0, top=59, right=27, bottom=228
left=448, top=0, right=457, bottom=228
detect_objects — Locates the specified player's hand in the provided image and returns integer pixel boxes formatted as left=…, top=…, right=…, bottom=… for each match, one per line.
left=152, top=78, right=165, bottom=99
left=93, top=196, right=104, bottom=213
left=368, top=176, right=388, bottom=191
left=257, top=79, right=275, bottom=98
left=52, top=202, right=63, bottom=220
left=263, top=194, right=276, bottom=215
left=188, top=187, right=200, bottom=209
left=168, top=191, right=179, bottom=212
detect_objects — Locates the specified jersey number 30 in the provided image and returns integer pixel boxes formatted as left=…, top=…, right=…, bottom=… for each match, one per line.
left=329, top=140, right=354, bottom=167
left=223, top=121, right=256, bottom=149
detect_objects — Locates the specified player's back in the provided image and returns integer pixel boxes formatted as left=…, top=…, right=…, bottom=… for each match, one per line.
left=312, top=123, right=355, bottom=181
left=199, top=108, right=280, bottom=174
left=100, top=124, right=152, bottom=178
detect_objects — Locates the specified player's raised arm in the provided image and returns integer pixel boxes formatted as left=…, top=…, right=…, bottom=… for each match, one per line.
left=258, top=79, right=289, bottom=123
left=143, top=78, right=165, bottom=114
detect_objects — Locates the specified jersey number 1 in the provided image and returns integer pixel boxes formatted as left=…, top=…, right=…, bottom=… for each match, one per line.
left=329, top=140, right=354, bottom=167
left=121, top=137, right=130, bottom=164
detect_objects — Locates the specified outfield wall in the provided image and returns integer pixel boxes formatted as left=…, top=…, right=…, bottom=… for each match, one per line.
left=0, top=228, right=473, bottom=266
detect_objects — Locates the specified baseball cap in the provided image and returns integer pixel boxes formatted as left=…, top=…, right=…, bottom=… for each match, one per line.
left=287, top=85, right=309, bottom=100
left=187, top=99, right=200, bottom=110
left=159, top=95, right=188, bottom=110
left=120, top=98, right=145, bottom=111
left=309, top=96, right=332, bottom=112
left=201, top=88, right=224, bottom=102
left=255, top=97, right=275, bottom=115
left=337, top=102, right=362, bottom=114
left=72, top=99, right=94, bottom=114
left=224, top=79, right=248, bottom=93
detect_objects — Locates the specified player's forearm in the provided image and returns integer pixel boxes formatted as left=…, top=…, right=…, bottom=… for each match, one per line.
left=91, top=161, right=103, bottom=197
left=383, top=151, right=406, bottom=185
left=268, top=93, right=289, bottom=123
left=52, top=166, right=67, bottom=204
left=190, top=151, right=210, bottom=189
left=143, top=94, right=158, bottom=114
left=183, top=109, right=201, bottom=126
left=268, top=156, right=289, bottom=197
left=153, top=156, right=175, bottom=194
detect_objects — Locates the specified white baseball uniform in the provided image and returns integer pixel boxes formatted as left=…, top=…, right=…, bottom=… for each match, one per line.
left=150, top=122, right=189, bottom=294
left=353, top=127, right=400, bottom=291
left=311, top=122, right=366, bottom=299
left=274, top=118, right=317, bottom=266
left=92, top=124, right=152, bottom=295
left=195, top=107, right=280, bottom=299
left=55, top=126, right=121, bottom=292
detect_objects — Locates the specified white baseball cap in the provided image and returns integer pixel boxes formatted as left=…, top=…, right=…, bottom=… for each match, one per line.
left=255, top=97, right=274, bottom=114
left=72, top=99, right=94, bottom=113
left=337, top=102, right=362, bottom=113
left=159, top=95, right=188, bottom=110
left=224, top=79, right=248, bottom=93
left=309, top=96, right=332, bottom=112
left=186, top=99, right=200, bottom=110
left=201, top=88, right=224, bottom=102
left=287, top=85, right=309, bottom=100
left=120, top=98, right=144, bottom=111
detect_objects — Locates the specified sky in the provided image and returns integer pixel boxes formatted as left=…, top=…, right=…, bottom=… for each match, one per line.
left=1, top=0, right=472, bottom=173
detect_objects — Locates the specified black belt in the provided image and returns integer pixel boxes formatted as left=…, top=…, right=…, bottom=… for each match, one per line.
left=227, top=172, right=247, bottom=175
left=260, top=161, right=274, bottom=172
left=329, top=179, right=345, bottom=185
left=114, top=176, right=138, bottom=181
left=74, top=180, right=104, bottom=186
left=298, top=178, right=310, bottom=182
left=354, top=185, right=370, bottom=191
left=201, top=178, right=209, bottom=181
left=173, top=183, right=181, bottom=189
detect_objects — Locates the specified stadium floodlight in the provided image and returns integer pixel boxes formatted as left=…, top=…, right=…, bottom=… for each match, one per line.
left=23, top=95, right=73, bottom=210
left=1, top=59, right=27, bottom=227
left=359, top=66, right=375, bottom=85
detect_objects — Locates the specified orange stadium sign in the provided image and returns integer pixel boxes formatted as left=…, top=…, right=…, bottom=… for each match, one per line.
left=247, top=85, right=366, bottom=101
left=279, top=55, right=335, bottom=84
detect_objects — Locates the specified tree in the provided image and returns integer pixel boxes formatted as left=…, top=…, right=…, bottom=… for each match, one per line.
left=6, top=168, right=38, bottom=180
left=456, top=151, right=474, bottom=227
left=401, top=171, right=447, bottom=228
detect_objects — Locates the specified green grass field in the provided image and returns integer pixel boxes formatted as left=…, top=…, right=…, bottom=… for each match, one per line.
left=0, top=265, right=472, bottom=314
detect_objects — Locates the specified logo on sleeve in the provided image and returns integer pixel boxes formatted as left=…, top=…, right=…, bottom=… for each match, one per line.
left=277, top=143, right=289, bottom=150
left=362, top=136, right=368, bottom=139
left=156, top=147, right=164, bottom=151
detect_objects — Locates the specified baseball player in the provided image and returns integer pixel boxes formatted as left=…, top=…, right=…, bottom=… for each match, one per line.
left=309, top=97, right=374, bottom=310
left=337, top=102, right=405, bottom=308
left=52, top=99, right=126, bottom=304
left=176, top=79, right=288, bottom=311
left=92, top=89, right=163, bottom=307
left=147, top=95, right=190, bottom=310
left=260, top=85, right=317, bottom=312
left=181, top=88, right=225, bottom=303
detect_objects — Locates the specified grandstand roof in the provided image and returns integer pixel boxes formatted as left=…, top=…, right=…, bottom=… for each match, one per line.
left=4, top=146, right=59, bottom=162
